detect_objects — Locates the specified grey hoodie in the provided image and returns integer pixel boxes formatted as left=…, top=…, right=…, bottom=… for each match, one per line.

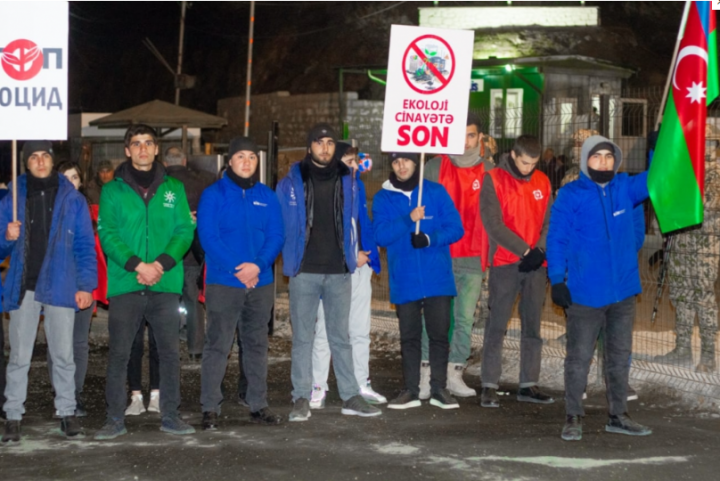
left=580, top=135, right=623, bottom=180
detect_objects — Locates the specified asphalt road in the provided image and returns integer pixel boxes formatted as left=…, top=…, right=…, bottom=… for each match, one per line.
left=1, top=337, right=718, bottom=481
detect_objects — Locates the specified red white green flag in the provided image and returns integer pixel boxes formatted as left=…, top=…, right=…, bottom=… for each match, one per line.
left=649, top=1, right=719, bottom=234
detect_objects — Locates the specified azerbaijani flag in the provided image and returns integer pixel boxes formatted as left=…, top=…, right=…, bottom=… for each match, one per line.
left=649, top=1, right=719, bottom=234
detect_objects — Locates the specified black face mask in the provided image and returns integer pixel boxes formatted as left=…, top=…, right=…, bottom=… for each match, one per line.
left=588, top=167, right=615, bottom=184
left=389, top=165, right=420, bottom=192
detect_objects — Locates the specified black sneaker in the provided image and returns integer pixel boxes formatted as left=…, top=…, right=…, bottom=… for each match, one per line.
left=480, top=387, right=499, bottom=408
left=429, top=389, right=459, bottom=409
left=237, top=394, right=250, bottom=409
left=94, top=417, right=127, bottom=440
left=387, top=390, right=422, bottom=410
left=561, top=415, right=582, bottom=441
left=202, top=411, right=218, bottom=431
left=517, top=386, right=555, bottom=404
left=341, top=395, right=382, bottom=417
left=61, top=415, right=83, bottom=438
left=289, top=398, right=311, bottom=422
left=2, top=420, right=20, bottom=443
left=250, top=407, right=284, bottom=425
left=75, top=397, right=88, bottom=418
left=606, top=413, right=652, bottom=436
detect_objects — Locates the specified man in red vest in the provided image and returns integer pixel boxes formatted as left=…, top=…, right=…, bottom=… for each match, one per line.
left=421, top=113, right=493, bottom=398
left=479, top=134, right=554, bottom=408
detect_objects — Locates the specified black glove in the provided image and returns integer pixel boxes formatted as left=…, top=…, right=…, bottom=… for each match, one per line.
left=411, top=232, right=430, bottom=249
left=551, top=283, right=572, bottom=308
left=518, top=247, right=546, bottom=272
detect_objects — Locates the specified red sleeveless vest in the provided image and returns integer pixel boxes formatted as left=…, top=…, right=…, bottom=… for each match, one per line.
left=438, top=155, right=487, bottom=264
left=487, top=168, right=550, bottom=267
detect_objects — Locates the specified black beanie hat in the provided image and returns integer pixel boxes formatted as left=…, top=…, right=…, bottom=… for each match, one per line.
left=335, top=142, right=352, bottom=159
left=307, top=123, right=337, bottom=148
left=388, top=152, right=419, bottom=164
left=22, top=140, right=54, bottom=165
left=588, top=141, right=615, bottom=158
left=227, top=137, right=259, bottom=160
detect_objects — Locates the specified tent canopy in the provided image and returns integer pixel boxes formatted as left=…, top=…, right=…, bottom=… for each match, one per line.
left=89, top=99, right=228, bottom=131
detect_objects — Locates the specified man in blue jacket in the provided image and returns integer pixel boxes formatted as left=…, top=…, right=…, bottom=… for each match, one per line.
left=373, top=152, right=464, bottom=410
left=0, top=141, right=96, bottom=443
left=276, top=123, right=381, bottom=421
left=197, top=137, right=285, bottom=429
left=310, top=143, right=386, bottom=409
left=547, top=135, right=651, bottom=441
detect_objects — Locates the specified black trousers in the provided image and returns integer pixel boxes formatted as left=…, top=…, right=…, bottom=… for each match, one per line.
left=127, top=320, right=160, bottom=392
left=396, top=296, right=452, bottom=395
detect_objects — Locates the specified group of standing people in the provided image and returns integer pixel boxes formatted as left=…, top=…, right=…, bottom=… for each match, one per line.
left=1, top=114, right=656, bottom=443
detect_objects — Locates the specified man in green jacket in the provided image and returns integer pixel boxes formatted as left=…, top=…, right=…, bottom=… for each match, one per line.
left=95, top=124, right=195, bottom=440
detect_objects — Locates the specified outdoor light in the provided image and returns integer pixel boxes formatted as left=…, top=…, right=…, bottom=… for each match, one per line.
left=505, top=64, right=514, bottom=72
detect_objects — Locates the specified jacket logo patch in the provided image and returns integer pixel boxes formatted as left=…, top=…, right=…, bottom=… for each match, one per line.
left=289, top=187, right=297, bottom=206
left=424, top=216, right=434, bottom=220
left=533, top=189, right=544, bottom=200
left=472, top=179, right=481, bottom=191
left=163, top=191, right=176, bottom=208
left=253, top=201, right=267, bottom=207
left=613, top=209, right=626, bottom=217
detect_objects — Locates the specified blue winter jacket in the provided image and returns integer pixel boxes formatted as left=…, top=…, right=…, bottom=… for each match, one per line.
left=276, top=160, right=359, bottom=277
left=198, top=175, right=284, bottom=289
left=373, top=179, right=464, bottom=305
left=356, top=172, right=381, bottom=274
left=547, top=136, right=649, bottom=308
left=0, top=174, right=97, bottom=312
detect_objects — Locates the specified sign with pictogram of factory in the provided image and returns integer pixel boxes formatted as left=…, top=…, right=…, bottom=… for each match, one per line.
left=382, top=25, right=474, bottom=154
left=0, top=1, right=69, bottom=140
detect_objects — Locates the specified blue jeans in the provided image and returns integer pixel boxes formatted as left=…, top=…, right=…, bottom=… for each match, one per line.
left=421, top=267, right=484, bottom=364
left=4, top=291, right=76, bottom=420
left=289, top=273, right=358, bottom=402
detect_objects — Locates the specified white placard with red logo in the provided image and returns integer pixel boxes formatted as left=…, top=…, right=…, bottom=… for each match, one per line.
left=381, top=25, right=474, bottom=155
left=0, top=1, right=68, bottom=140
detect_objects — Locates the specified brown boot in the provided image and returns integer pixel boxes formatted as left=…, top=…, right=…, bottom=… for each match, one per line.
left=696, top=336, right=716, bottom=373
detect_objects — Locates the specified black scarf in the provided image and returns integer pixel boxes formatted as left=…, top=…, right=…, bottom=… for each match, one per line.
left=389, top=167, right=420, bottom=192
left=508, top=157, right=534, bottom=180
left=308, top=157, right=339, bottom=182
left=588, top=167, right=615, bottom=184
left=226, top=167, right=256, bottom=190
left=27, top=171, right=59, bottom=195
left=129, top=162, right=157, bottom=189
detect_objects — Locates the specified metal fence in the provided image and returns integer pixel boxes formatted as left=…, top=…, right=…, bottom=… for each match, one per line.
left=273, top=85, right=720, bottom=405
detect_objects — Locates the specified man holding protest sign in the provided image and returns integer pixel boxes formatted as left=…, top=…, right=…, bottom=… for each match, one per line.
left=1, top=141, right=96, bottom=443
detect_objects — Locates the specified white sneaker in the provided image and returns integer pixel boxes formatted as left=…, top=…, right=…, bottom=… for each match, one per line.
left=360, top=381, right=387, bottom=405
left=125, top=393, right=146, bottom=416
left=147, top=391, right=160, bottom=413
left=419, top=361, right=431, bottom=400
left=309, top=384, right=326, bottom=410
left=446, top=363, right=477, bottom=397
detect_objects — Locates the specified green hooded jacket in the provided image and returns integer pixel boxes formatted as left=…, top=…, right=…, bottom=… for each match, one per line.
left=98, top=161, right=195, bottom=298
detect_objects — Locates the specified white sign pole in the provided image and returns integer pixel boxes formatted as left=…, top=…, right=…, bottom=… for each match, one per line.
left=11, top=139, right=17, bottom=222
left=415, top=152, right=426, bottom=234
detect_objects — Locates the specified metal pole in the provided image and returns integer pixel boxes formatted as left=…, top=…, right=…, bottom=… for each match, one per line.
left=12, top=139, right=17, bottom=222
left=175, top=1, right=187, bottom=106
left=244, top=1, right=255, bottom=137
left=655, top=0, right=692, bottom=129
left=415, top=152, right=426, bottom=234
left=259, top=150, right=267, bottom=185
left=181, top=125, right=188, bottom=155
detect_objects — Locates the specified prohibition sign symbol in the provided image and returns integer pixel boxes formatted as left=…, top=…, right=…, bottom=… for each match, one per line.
left=402, top=34, right=456, bottom=95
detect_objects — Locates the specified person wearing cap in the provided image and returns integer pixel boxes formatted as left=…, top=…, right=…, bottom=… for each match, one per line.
left=95, top=124, right=195, bottom=440
left=276, top=123, right=382, bottom=421
left=309, top=142, right=385, bottom=409
left=86, top=159, right=115, bottom=205
left=196, top=137, right=285, bottom=429
left=420, top=112, right=493, bottom=399
left=372, top=151, right=464, bottom=410
left=0, top=141, right=97, bottom=443
left=547, top=135, right=651, bottom=441
left=479, top=135, right=554, bottom=409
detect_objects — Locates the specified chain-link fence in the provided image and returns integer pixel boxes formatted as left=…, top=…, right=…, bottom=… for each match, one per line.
left=272, top=85, right=720, bottom=405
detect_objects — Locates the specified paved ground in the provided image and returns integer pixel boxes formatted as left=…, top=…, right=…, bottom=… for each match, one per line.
left=1, top=335, right=719, bottom=481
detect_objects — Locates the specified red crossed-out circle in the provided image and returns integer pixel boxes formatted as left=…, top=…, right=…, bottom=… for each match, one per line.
left=402, top=34, right=455, bottom=95
left=1, top=39, right=44, bottom=81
